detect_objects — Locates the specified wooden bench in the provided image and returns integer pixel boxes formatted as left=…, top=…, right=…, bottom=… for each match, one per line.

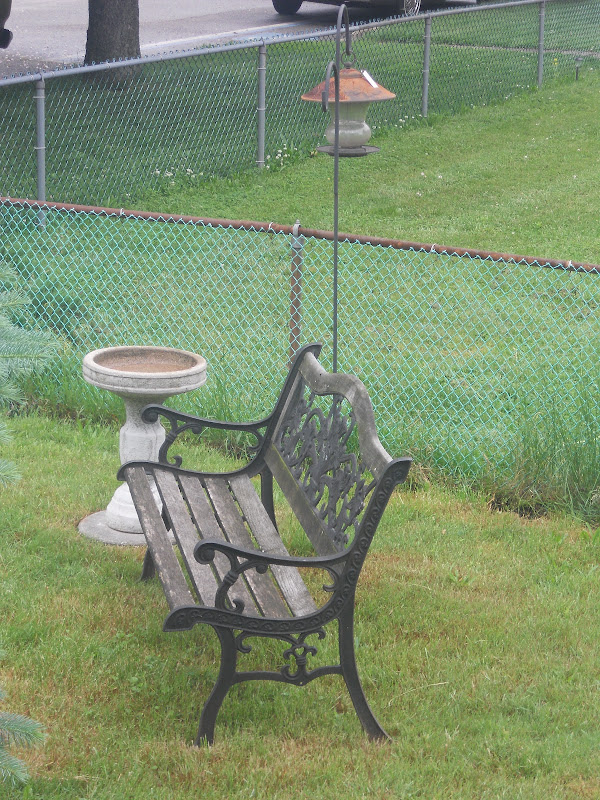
left=118, top=343, right=411, bottom=744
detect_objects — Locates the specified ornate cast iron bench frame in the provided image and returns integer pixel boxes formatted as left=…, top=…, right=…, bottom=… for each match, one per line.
left=118, top=343, right=411, bottom=745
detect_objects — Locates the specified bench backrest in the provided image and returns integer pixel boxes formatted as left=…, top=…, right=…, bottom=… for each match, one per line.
left=262, top=344, right=411, bottom=557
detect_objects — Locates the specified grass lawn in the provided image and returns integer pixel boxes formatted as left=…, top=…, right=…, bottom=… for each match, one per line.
left=4, top=67, right=600, bottom=521
left=138, top=68, right=600, bottom=265
left=2, top=413, right=600, bottom=799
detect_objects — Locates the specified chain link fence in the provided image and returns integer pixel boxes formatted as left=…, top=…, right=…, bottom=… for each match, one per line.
left=1, top=0, right=598, bottom=207
left=3, top=200, right=600, bottom=492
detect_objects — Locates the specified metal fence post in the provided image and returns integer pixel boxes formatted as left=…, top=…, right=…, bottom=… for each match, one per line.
left=422, top=15, right=432, bottom=118
left=34, top=78, right=46, bottom=225
left=257, top=42, right=267, bottom=168
left=538, top=0, right=545, bottom=88
left=289, top=220, right=304, bottom=366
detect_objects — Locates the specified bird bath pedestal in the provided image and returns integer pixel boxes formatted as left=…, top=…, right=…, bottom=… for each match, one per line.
left=78, top=346, right=207, bottom=545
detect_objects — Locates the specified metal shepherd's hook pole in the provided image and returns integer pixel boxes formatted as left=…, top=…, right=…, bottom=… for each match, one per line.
left=321, top=4, right=352, bottom=373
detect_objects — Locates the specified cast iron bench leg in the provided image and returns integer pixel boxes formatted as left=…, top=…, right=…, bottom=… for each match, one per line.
left=196, top=626, right=238, bottom=746
left=338, top=603, right=390, bottom=741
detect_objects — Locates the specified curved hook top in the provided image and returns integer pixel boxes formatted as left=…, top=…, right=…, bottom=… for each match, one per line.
left=336, top=4, right=353, bottom=67
left=321, top=4, right=353, bottom=115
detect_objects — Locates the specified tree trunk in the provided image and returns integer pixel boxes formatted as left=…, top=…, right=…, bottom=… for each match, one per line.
left=0, top=0, right=12, bottom=48
left=85, top=0, right=140, bottom=65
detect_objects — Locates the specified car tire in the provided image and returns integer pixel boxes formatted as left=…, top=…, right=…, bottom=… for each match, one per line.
left=0, top=27, right=12, bottom=48
left=272, top=0, right=303, bottom=13
left=403, top=0, right=421, bottom=14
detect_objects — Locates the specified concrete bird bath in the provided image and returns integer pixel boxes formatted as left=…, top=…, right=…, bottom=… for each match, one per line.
left=78, top=345, right=207, bottom=545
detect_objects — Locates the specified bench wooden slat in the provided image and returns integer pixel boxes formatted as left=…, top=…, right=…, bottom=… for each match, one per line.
left=264, top=445, right=339, bottom=556
left=177, top=473, right=256, bottom=614
left=204, top=477, right=291, bottom=619
left=124, top=467, right=195, bottom=611
left=229, top=475, right=317, bottom=617
left=152, top=470, right=221, bottom=607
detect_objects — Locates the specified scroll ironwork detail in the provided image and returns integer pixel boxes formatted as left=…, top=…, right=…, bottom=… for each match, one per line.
left=236, top=629, right=330, bottom=685
left=277, top=380, right=376, bottom=550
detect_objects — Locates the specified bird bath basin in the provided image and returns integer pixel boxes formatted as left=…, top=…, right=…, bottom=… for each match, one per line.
left=78, top=346, right=207, bottom=545
left=83, top=346, right=207, bottom=396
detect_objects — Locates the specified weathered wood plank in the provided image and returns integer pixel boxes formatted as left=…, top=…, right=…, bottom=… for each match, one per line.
left=153, top=470, right=219, bottom=607
left=229, top=475, right=317, bottom=617
left=177, top=473, right=255, bottom=614
left=124, top=466, right=195, bottom=612
left=204, top=477, right=291, bottom=619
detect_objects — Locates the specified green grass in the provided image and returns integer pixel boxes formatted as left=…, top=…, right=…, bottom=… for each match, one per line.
left=138, top=70, right=600, bottom=264
left=3, top=68, right=600, bottom=519
left=428, top=0, right=600, bottom=51
left=2, top=413, right=600, bottom=798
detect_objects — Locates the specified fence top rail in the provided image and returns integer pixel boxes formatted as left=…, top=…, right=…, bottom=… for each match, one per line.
left=0, top=0, right=562, bottom=88
left=3, top=197, right=598, bottom=274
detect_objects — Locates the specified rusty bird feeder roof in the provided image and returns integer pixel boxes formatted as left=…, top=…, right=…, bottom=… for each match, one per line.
left=301, top=68, right=396, bottom=104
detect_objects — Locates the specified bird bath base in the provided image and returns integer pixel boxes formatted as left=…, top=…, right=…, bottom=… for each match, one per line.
left=78, top=508, right=154, bottom=547
left=78, top=346, right=207, bottom=546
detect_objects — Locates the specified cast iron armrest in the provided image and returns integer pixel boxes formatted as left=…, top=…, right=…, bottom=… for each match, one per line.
left=141, top=404, right=272, bottom=466
left=194, top=539, right=349, bottom=611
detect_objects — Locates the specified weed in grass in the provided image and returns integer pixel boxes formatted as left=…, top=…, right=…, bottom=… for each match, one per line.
left=488, top=383, right=600, bottom=522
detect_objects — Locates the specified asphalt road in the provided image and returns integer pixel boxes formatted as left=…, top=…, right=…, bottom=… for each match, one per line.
left=0, top=0, right=385, bottom=78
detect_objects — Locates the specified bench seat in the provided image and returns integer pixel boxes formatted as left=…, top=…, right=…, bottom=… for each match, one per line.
left=124, top=466, right=318, bottom=621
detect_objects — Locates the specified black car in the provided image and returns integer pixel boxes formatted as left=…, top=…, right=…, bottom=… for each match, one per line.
left=273, top=0, right=476, bottom=16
